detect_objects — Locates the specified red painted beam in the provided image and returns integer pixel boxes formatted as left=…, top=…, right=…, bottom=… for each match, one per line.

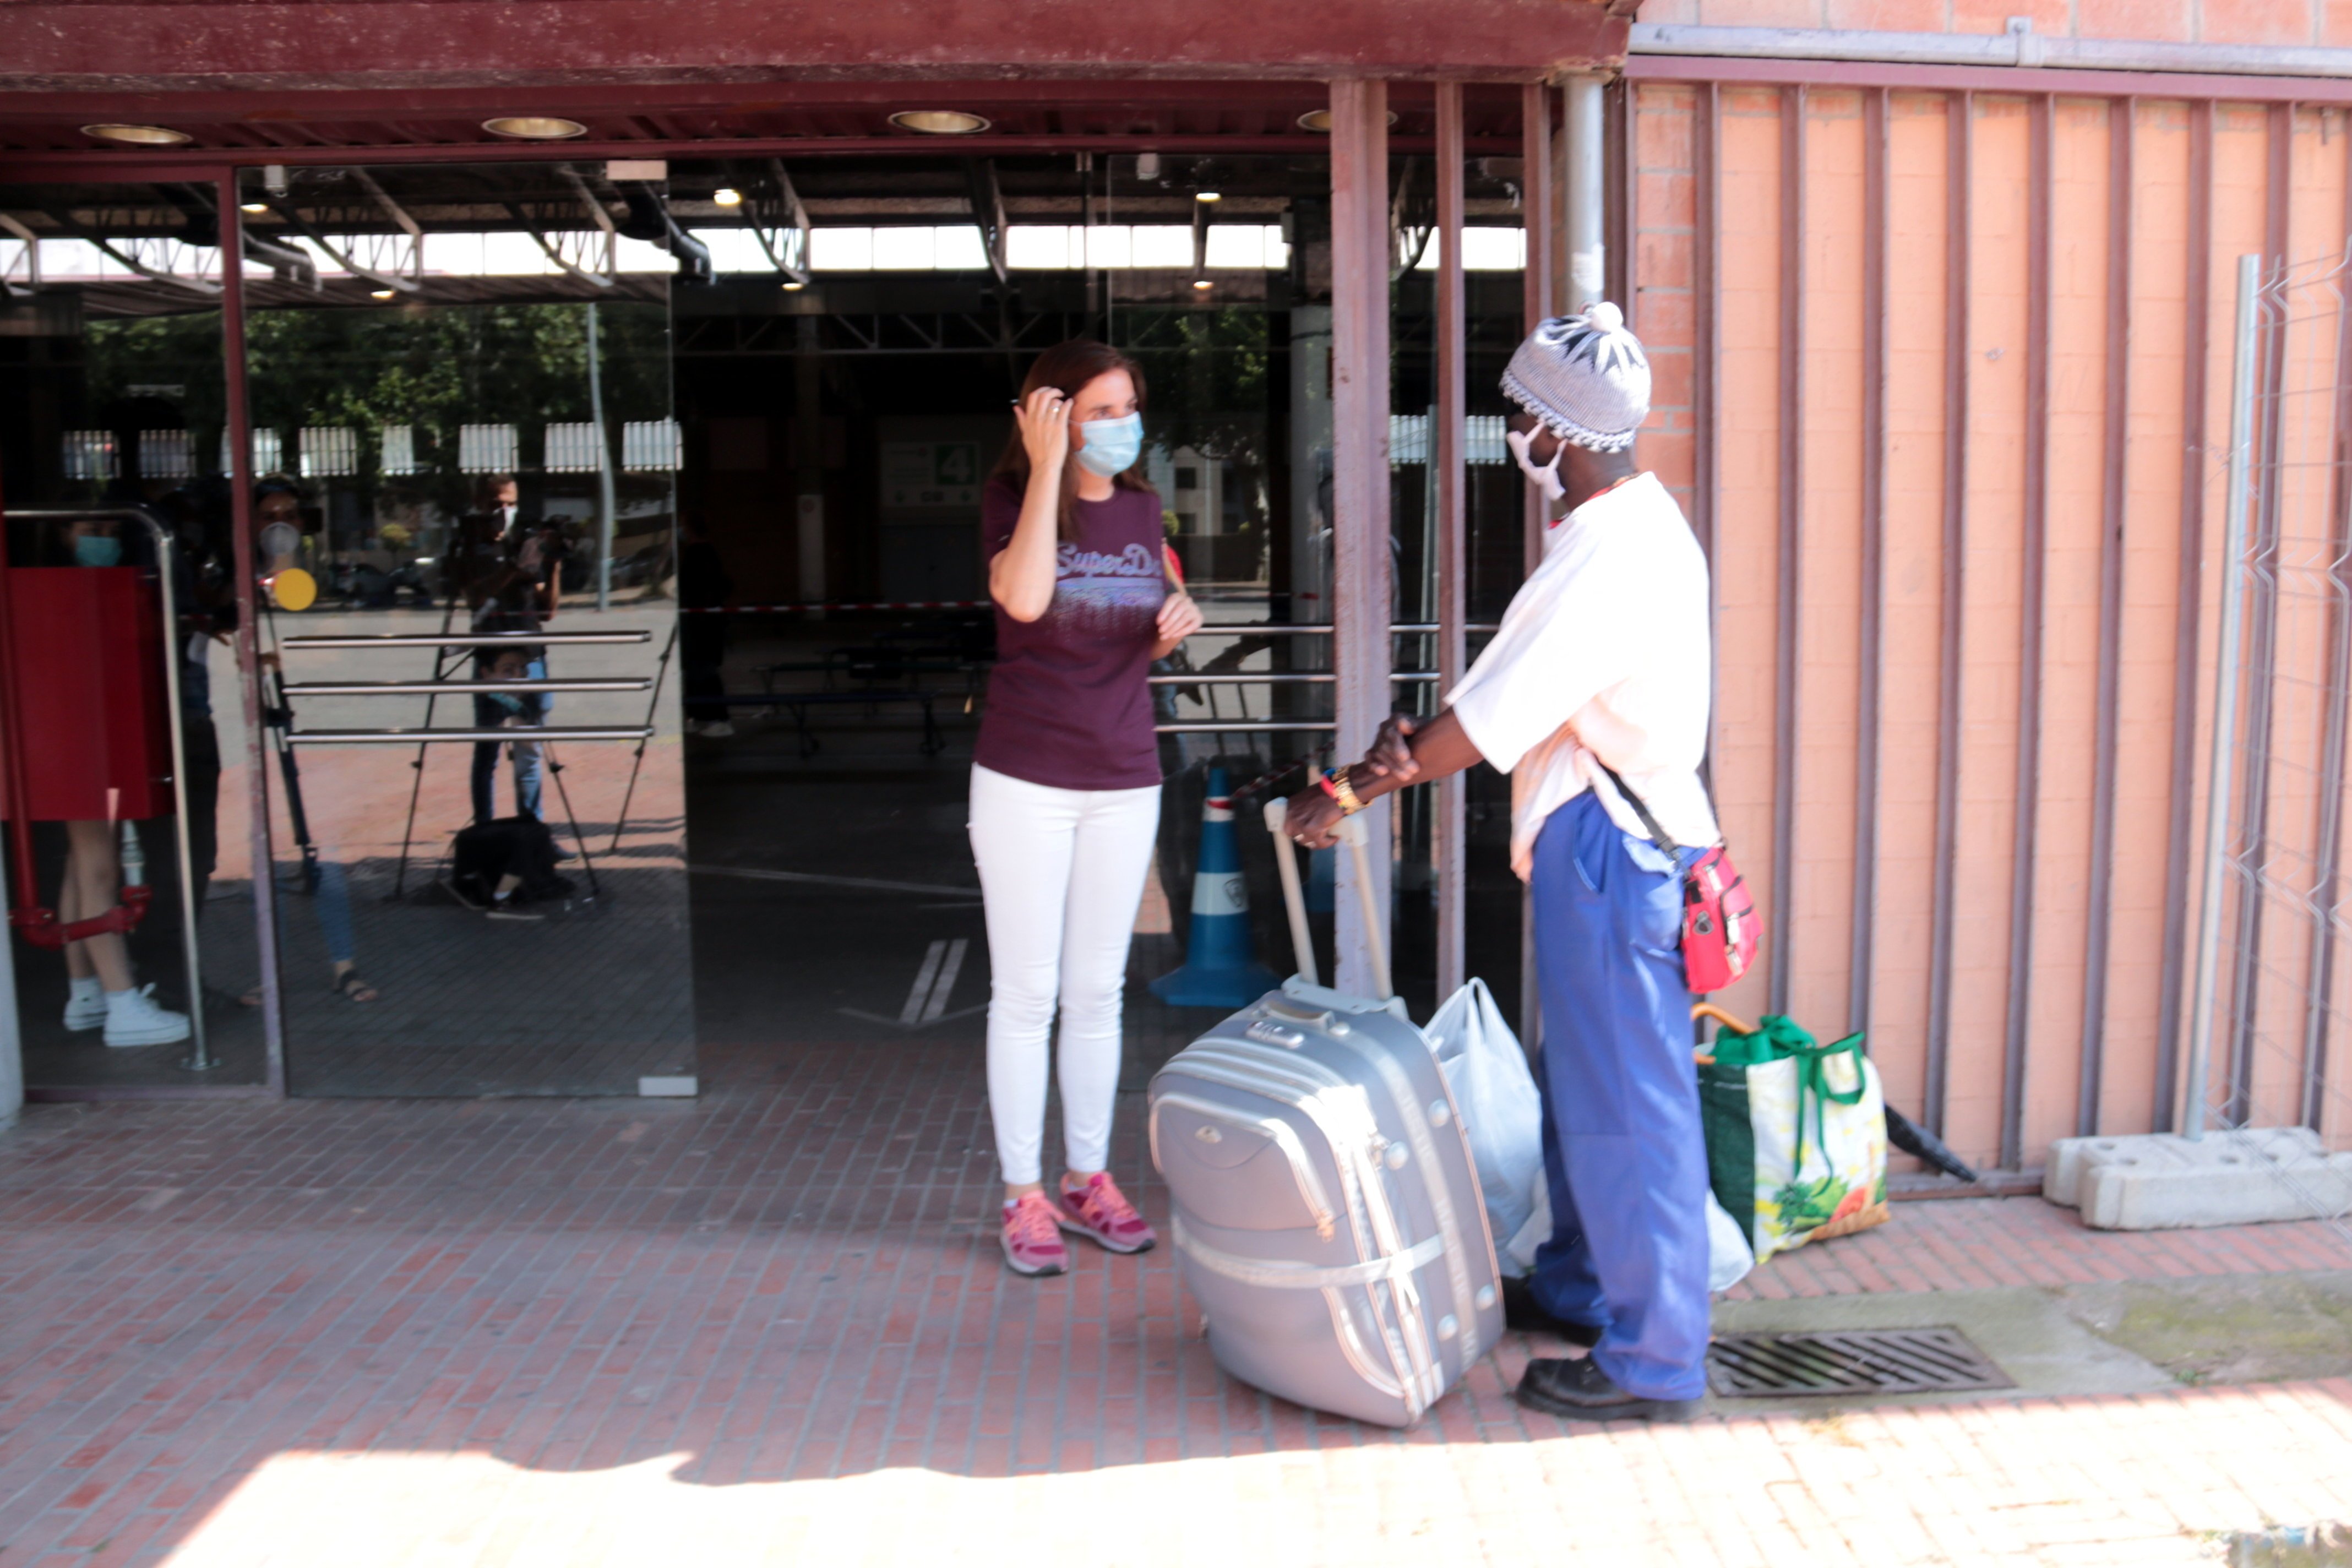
left=0, top=1, right=1623, bottom=89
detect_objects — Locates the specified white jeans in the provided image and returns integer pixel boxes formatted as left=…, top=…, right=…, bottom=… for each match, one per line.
left=968, top=763, right=1162, bottom=1186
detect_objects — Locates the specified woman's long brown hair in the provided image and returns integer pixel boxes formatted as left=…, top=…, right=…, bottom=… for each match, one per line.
left=990, top=339, right=1156, bottom=541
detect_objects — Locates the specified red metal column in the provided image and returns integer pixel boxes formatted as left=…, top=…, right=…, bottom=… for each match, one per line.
left=1852, top=85, right=1889, bottom=1038
left=217, top=176, right=285, bottom=1095
left=1770, top=84, right=1806, bottom=1017
left=1521, top=82, right=1556, bottom=579
left=1328, top=78, right=1393, bottom=997
left=1518, top=80, right=1554, bottom=1037
left=2079, top=97, right=2135, bottom=1136
left=2155, top=99, right=2215, bottom=1134
left=2000, top=92, right=2055, bottom=1171
left=1434, top=81, right=1468, bottom=999
left=1925, top=90, right=1973, bottom=1138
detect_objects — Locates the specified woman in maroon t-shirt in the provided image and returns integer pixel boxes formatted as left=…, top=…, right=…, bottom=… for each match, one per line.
left=972, top=339, right=1202, bottom=1278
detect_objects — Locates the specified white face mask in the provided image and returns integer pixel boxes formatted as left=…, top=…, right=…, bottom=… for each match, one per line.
left=1505, top=426, right=1567, bottom=508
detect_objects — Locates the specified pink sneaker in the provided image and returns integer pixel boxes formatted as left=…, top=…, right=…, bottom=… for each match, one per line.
left=1001, top=1193, right=1070, bottom=1277
left=1057, top=1173, right=1157, bottom=1255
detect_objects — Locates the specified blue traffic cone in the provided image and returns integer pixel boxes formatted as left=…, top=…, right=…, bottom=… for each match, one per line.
left=1150, top=768, right=1280, bottom=1008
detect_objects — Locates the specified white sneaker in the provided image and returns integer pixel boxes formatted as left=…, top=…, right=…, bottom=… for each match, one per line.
left=699, top=720, right=736, bottom=738
left=102, top=985, right=192, bottom=1048
left=63, top=986, right=106, bottom=1033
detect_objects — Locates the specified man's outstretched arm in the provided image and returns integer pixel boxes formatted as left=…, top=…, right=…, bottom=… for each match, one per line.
left=1282, top=710, right=1486, bottom=849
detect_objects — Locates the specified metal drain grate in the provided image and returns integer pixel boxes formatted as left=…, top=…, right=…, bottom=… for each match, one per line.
left=1707, top=1327, right=2013, bottom=1397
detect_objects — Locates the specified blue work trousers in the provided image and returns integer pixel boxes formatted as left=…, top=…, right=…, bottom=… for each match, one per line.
left=1527, top=790, right=1712, bottom=1401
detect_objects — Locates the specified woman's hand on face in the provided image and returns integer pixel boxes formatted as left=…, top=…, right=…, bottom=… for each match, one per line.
left=1283, top=788, right=1345, bottom=850
left=1156, top=592, right=1204, bottom=643
left=1015, top=386, right=1072, bottom=477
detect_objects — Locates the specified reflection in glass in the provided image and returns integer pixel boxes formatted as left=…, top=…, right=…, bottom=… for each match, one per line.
left=1, top=179, right=254, bottom=1085
left=234, top=163, right=692, bottom=1096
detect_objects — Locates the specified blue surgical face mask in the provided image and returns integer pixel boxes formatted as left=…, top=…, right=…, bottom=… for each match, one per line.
left=1074, top=412, right=1144, bottom=478
left=74, top=534, right=123, bottom=568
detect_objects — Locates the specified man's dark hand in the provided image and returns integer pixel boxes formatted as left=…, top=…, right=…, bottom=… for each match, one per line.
left=1283, top=787, right=1346, bottom=850
left=1361, top=712, right=1422, bottom=783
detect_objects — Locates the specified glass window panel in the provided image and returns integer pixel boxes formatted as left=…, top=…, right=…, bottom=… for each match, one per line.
left=869, top=226, right=937, bottom=270
left=810, top=227, right=874, bottom=271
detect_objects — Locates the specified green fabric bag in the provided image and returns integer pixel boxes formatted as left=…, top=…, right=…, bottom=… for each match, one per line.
left=1698, top=1013, right=1890, bottom=1261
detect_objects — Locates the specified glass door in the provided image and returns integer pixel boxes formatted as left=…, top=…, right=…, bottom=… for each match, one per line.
left=232, top=161, right=692, bottom=1096
left=1, top=178, right=262, bottom=1088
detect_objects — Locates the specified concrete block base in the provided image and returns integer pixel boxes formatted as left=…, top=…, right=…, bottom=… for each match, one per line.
left=2044, top=1128, right=2352, bottom=1230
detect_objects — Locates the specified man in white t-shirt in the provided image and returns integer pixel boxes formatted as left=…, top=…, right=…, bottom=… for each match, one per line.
left=1285, top=302, right=1718, bottom=1420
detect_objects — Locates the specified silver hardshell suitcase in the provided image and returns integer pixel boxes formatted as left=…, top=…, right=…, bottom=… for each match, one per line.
left=1147, top=803, right=1504, bottom=1427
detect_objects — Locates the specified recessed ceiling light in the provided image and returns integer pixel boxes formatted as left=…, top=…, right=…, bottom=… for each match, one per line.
left=82, top=123, right=191, bottom=146
left=369, top=288, right=397, bottom=300
left=239, top=201, right=270, bottom=215
left=1295, top=108, right=1398, bottom=133
left=712, top=187, right=743, bottom=207
left=1196, top=190, right=1222, bottom=204
left=1191, top=277, right=1215, bottom=291
left=482, top=116, right=585, bottom=140
left=889, top=110, right=990, bottom=136
left=781, top=280, right=807, bottom=292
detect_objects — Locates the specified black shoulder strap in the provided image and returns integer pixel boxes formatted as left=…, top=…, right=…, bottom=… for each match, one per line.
left=1593, top=760, right=1682, bottom=859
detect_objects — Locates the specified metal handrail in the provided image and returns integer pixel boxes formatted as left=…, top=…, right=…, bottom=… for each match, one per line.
left=280, top=631, right=652, bottom=649
left=1155, top=721, right=1333, bottom=734
left=1189, top=623, right=1500, bottom=635
left=1148, top=672, right=1439, bottom=685
left=287, top=726, right=654, bottom=745
left=283, top=678, right=652, bottom=695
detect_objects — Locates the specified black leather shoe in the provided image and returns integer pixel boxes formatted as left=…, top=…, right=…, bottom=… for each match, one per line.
left=1501, top=1276, right=1603, bottom=1347
left=1513, top=1356, right=1701, bottom=1422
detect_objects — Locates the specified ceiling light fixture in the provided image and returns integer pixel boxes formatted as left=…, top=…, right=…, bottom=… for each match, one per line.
left=82, top=123, right=192, bottom=146
left=889, top=110, right=990, bottom=136
left=712, top=187, right=742, bottom=207
left=239, top=200, right=270, bottom=215
left=370, top=288, right=397, bottom=300
left=1195, top=190, right=1222, bottom=204
left=781, top=279, right=807, bottom=291
left=482, top=116, right=586, bottom=140
left=1191, top=277, right=1215, bottom=292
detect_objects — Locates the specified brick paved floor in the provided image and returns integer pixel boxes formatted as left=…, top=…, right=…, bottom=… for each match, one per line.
left=5, top=1040, right=2351, bottom=1566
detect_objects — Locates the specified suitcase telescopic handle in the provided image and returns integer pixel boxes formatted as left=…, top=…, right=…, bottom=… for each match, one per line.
left=1261, top=797, right=1320, bottom=988
left=1260, top=798, right=1392, bottom=1001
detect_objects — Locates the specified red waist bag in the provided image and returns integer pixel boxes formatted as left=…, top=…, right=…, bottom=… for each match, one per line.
left=1596, top=764, right=1759, bottom=995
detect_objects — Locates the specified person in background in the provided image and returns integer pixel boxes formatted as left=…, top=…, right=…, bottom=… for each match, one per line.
left=677, top=515, right=735, bottom=737
left=972, top=339, right=1203, bottom=1277
left=470, top=633, right=549, bottom=823
left=1286, top=303, right=1718, bottom=1422
left=458, top=478, right=553, bottom=822
left=52, top=516, right=194, bottom=1048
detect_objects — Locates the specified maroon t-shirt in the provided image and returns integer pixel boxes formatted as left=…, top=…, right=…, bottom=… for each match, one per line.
left=974, top=476, right=1168, bottom=791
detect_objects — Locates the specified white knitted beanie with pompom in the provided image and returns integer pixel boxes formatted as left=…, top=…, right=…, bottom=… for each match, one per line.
left=1499, top=301, right=1650, bottom=454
